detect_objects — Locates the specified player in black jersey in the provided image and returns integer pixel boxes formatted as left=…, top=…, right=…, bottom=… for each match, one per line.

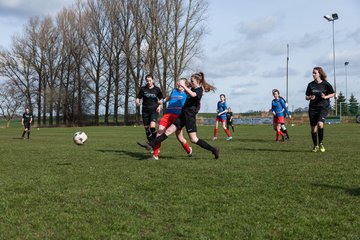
left=138, top=72, right=220, bottom=159
left=136, top=74, right=164, bottom=142
left=226, top=107, right=235, bottom=132
left=21, top=108, right=33, bottom=139
left=305, top=67, right=335, bottom=152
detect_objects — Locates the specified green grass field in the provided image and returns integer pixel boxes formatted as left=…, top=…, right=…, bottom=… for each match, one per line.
left=0, top=124, right=359, bottom=239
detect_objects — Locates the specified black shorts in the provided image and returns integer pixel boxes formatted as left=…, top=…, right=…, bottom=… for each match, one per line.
left=142, top=109, right=159, bottom=126
left=173, top=110, right=197, bottom=133
left=24, top=123, right=31, bottom=130
left=308, top=107, right=328, bottom=126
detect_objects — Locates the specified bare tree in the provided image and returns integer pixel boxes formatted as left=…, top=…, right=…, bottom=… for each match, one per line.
left=0, top=81, right=24, bottom=127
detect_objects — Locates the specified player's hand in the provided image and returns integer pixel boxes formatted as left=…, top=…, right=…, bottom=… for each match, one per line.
left=156, top=106, right=161, bottom=113
left=321, top=93, right=326, bottom=99
left=309, top=95, right=316, bottom=100
left=289, top=115, right=292, bottom=119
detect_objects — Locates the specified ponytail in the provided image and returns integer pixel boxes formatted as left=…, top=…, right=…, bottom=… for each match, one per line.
left=192, top=72, right=216, bottom=92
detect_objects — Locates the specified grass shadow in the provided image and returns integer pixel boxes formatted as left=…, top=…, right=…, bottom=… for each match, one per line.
left=311, top=183, right=360, bottom=196
left=56, top=162, right=72, bottom=166
left=97, top=149, right=148, bottom=160
left=235, top=146, right=308, bottom=153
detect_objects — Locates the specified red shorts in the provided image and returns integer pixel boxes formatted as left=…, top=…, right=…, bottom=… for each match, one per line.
left=273, top=116, right=285, bottom=124
left=159, top=113, right=179, bottom=128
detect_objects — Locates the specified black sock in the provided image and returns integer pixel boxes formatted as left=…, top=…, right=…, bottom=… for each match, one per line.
left=283, top=129, right=289, bottom=138
left=27, top=131, right=30, bottom=138
left=150, top=127, right=157, bottom=140
left=318, top=128, right=324, bottom=143
left=149, top=133, right=168, bottom=147
left=196, top=138, right=216, bottom=153
left=22, top=131, right=26, bottom=137
left=145, top=128, right=152, bottom=142
left=311, top=132, right=317, bottom=146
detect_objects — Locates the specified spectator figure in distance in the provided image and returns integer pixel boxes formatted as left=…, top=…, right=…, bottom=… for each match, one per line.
left=135, top=74, right=164, bottom=143
left=213, top=94, right=232, bottom=141
left=305, top=66, right=335, bottom=152
left=22, top=107, right=33, bottom=140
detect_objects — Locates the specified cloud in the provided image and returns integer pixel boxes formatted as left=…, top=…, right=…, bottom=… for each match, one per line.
left=296, top=33, right=322, bottom=49
left=236, top=16, right=281, bottom=40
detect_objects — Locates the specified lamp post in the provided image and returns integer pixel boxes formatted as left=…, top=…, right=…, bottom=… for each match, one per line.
left=344, top=61, right=349, bottom=101
left=286, top=44, right=289, bottom=102
left=324, top=13, right=339, bottom=115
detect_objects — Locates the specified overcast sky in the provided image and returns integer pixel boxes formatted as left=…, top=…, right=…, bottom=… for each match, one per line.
left=1, top=0, right=359, bottom=113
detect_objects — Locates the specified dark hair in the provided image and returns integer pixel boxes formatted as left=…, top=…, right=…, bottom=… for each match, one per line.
left=313, top=67, right=327, bottom=81
left=191, top=72, right=216, bottom=92
left=220, top=94, right=226, bottom=98
left=272, top=89, right=279, bottom=94
left=145, top=73, right=153, bottom=80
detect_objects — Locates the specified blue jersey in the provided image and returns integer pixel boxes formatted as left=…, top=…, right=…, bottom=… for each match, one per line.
left=272, top=98, right=290, bottom=117
left=217, top=101, right=228, bottom=115
left=165, top=88, right=187, bottom=115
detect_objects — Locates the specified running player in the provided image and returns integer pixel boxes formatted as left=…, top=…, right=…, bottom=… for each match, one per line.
left=149, top=78, right=192, bottom=160
left=305, top=67, right=334, bottom=152
left=213, top=94, right=232, bottom=140
left=138, top=72, right=219, bottom=159
left=271, top=89, right=291, bottom=142
left=226, top=107, right=235, bottom=132
left=135, top=74, right=164, bottom=142
left=21, top=107, right=33, bottom=139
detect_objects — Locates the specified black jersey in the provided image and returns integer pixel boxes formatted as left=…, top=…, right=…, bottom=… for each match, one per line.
left=22, top=112, right=33, bottom=124
left=226, top=112, right=233, bottom=121
left=137, top=85, right=163, bottom=111
left=183, top=87, right=203, bottom=114
left=306, top=80, right=334, bottom=108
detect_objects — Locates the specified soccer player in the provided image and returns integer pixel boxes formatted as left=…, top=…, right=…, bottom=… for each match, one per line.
left=271, top=89, right=291, bottom=142
left=226, top=107, right=235, bottom=132
left=279, top=96, right=290, bottom=140
left=21, top=107, right=33, bottom=139
left=138, top=72, right=219, bottom=159
left=135, top=74, right=164, bottom=143
left=305, top=67, right=334, bottom=152
left=149, top=78, right=192, bottom=160
left=213, top=94, right=232, bottom=140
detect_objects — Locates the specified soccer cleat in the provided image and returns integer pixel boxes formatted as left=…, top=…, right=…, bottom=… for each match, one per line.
left=312, top=145, right=319, bottom=152
left=212, top=137, right=217, bottom=141
left=213, top=147, right=219, bottom=159
left=188, top=147, right=193, bottom=157
left=137, top=141, right=153, bottom=151
left=147, top=155, right=159, bottom=160
left=226, top=136, right=232, bottom=141
left=319, top=143, right=325, bottom=152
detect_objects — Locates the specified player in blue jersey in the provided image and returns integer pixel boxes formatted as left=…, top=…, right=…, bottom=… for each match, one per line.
left=306, top=67, right=334, bottom=152
left=138, top=72, right=219, bottom=159
left=150, top=78, right=192, bottom=160
left=271, top=89, right=291, bottom=142
left=136, top=74, right=164, bottom=142
left=213, top=94, right=232, bottom=141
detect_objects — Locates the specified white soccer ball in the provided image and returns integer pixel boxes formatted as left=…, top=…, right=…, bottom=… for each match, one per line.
left=73, top=131, right=88, bottom=145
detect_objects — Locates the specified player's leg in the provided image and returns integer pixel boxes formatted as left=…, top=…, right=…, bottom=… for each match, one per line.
left=176, top=129, right=192, bottom=156
left=221, top=119, right=232, bottom=140
left=213, top=119, right=219, bottom=140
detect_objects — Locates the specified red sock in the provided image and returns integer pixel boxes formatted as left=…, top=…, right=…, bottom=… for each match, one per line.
left=214, top=128, right=218, bottom=138
left=225, top=128, right=231, bottom=137
left=153, top=143, right=161, bottom=157
left=181, top=141, right=191, bottom=154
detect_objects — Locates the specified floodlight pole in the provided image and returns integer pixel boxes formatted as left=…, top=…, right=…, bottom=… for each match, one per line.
left=286, top=44, right=289, bottom=102
left=324, top=13, right=339, bottom=115
left=344, top=61, right=349, bottom=101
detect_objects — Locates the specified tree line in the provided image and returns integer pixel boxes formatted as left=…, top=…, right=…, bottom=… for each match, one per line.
left=0, top=0, right=207, bottom=127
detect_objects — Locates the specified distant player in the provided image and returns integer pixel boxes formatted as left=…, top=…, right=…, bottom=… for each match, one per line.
left=271, top=89, right=291, bottom=142
left=213, top=94, right=232, bottom=141
left=150, top=78, right=192, bottom=160
left=22, top=107, right=33, bottom=139
left=279, top=96, right=290, bottom=140
left=226, top=107, right=235, bottom=132
left=135, top=74, right=164, bottom=143
left=305, top=66, right=334, bottom=152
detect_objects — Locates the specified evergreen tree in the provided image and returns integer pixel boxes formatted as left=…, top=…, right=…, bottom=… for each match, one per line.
left=337, top=92, right=348, bottom=116
left=348, top=94, right=359, bottom=116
